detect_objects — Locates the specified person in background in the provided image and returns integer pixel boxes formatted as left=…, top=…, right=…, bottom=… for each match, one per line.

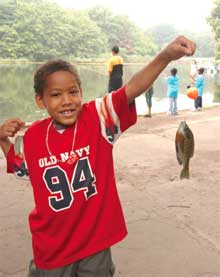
left=166, top=67, right=179, bottom=115
left=193, top=67, right=205, bottom=111
left=0, top=36, right=195, bottom=277
left=144, top=85, right=154, bottom=117
left=189, top=59, right=198, bottom=81
left=107, top=45, right=123, bottom=93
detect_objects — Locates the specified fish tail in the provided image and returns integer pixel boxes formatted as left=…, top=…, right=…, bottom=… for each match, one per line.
left=180, top=168, right=190, bottom=179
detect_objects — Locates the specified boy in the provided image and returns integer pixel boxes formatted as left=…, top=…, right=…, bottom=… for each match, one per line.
left=0, top=36, right=195, bottom=277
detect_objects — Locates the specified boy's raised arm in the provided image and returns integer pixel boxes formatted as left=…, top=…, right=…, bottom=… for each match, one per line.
left=125, top=36, right=196, bottom=104
left=0, top=118, right=25, bottom=156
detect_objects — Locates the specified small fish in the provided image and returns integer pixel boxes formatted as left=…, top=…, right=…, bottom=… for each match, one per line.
left=14, top=135, right=24, bottom=155
left=175, top=121, right=194, bottom=179
left=14, top=135, right=29, bottom=179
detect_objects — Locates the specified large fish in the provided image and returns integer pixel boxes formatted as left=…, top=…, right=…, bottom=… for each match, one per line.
left=175, top=121, right=194, bottom=179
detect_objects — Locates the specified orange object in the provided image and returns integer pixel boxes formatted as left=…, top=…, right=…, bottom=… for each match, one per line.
left=187, top=87, right=198, bottom=99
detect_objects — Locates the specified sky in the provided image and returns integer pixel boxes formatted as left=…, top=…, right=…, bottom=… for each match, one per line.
left=52, top=0, right=214, bottom=32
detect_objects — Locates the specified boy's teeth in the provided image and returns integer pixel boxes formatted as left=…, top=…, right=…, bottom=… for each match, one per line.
left=62, top=110, right=72, bottom=115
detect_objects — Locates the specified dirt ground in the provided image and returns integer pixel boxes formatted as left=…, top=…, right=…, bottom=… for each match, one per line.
left=1, top=106, right=220, bottom=276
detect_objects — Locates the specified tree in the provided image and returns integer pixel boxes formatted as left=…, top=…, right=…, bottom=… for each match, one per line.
left=207, top=0, right=220, bottom=59
left=148, top=23, right=179, bottom=50
left=87, top=5, right=157, bottom=57
left=0, top=25, right=18, bottom=58
left=87, top=5, right=115, bottom=47
left=65, top=9, right=108, bottom=58
left=8, top=0, right=108, bottom=60
left=193, top=32, right=215, bottom=57
left=147, top=23, right=215, bottom=57
left=0, top=1, right=160, bottom=60
left=0, top=0, right=16, bottom=25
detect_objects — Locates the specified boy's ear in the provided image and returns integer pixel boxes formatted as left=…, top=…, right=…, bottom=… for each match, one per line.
left=35, top=94, right=46, bottom=109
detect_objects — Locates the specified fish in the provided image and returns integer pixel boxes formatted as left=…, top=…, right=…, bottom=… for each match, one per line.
left=14, top=132, right=29, bottom=179
left=175, top=121, right=194, bottom=179
left=14, top=135, right=24, bottom=155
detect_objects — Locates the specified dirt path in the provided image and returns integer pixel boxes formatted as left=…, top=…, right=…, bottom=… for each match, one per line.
left=113, top=106, right=220, bottom=276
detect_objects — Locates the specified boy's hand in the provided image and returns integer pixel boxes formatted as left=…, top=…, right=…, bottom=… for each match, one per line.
left=125, top=35, right=196, bottom=104
left=159, top=36, right=196, bottom=63
left=0, top=118, right=25, bottom=140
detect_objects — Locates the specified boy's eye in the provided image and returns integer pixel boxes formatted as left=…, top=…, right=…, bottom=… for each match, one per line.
left=70, top=90, right=79, bottom=95
left=51, top=91, right=60, bottom=97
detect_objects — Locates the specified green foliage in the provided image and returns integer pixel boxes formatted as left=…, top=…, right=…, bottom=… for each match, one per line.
left=65, top=10, right=108, bottom=58
left=0, top=0, right=16, bottom=25
left=193, top=32, right=215, bottom=57
left=148, top=23, right=179, bottom=49
left=87, top=5, right=158, bottom=58
left=215, top=44, right=220, bottom=60
left=0, top=25, right=18, bottom=58
left=207, top=0, right=220, bottom=59
left=0, top=1, right=109, bottom=60
left=0, top=1, right=215, bottom=60
left=148, top=23, right=215, bottom=57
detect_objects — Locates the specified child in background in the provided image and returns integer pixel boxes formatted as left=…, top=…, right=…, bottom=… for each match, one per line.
left=194, top=67, right=205, bottom=111
left=189, top=59, right=198, bottom=80
left=166, top=67, right=179, bottom=115
left=0, top=36, right=195, bottom=277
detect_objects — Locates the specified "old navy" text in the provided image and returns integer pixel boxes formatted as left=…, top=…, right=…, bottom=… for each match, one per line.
left=38, top=145, right=90, bottom=168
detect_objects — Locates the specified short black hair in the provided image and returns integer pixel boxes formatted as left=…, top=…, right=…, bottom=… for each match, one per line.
left=170, top=68, right=177, bottom=76
left=198, top=67, right=205, bottom=74
left=111, top=45, right=119, bottom=54
left=34, top=59, right=81, bottom=96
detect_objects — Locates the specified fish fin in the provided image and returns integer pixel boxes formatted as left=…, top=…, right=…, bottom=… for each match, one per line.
left=180, top=168, right=190, bottom=179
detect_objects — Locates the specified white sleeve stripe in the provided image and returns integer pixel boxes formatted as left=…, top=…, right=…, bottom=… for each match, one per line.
left=107, top=93, right=118, bottom=124
left=95, top=94, right=121, bottom=144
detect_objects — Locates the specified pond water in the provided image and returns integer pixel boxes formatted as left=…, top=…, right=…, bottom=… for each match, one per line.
left=0, top=60, right=218, bottom=124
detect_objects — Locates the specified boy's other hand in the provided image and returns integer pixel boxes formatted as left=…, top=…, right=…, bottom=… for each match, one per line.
left=0, top=118, right=25, bottom=140
left=159, top=36, right=196, bottom=64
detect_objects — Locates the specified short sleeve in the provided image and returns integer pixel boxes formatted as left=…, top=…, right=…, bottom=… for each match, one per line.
left=196, top=76, right=203, bottom=88
left=95, top=86, right=137, bottom=144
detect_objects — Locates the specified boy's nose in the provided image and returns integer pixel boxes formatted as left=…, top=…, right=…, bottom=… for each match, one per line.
left=62, top=94, right=72, bottom=105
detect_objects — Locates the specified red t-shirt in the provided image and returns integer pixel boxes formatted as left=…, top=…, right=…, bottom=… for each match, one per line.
left=7, top=86, right=136, bottom=269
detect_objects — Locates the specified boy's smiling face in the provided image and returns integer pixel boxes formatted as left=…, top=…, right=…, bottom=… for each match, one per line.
left=35, top=70, right=82, bottom=126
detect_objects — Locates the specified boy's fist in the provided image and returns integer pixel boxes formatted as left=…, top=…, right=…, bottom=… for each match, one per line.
left=0, top=118, right=25, bottom=140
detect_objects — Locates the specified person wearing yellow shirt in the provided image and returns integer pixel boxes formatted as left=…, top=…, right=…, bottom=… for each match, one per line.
left=108, top=45, right=123, bottom=93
